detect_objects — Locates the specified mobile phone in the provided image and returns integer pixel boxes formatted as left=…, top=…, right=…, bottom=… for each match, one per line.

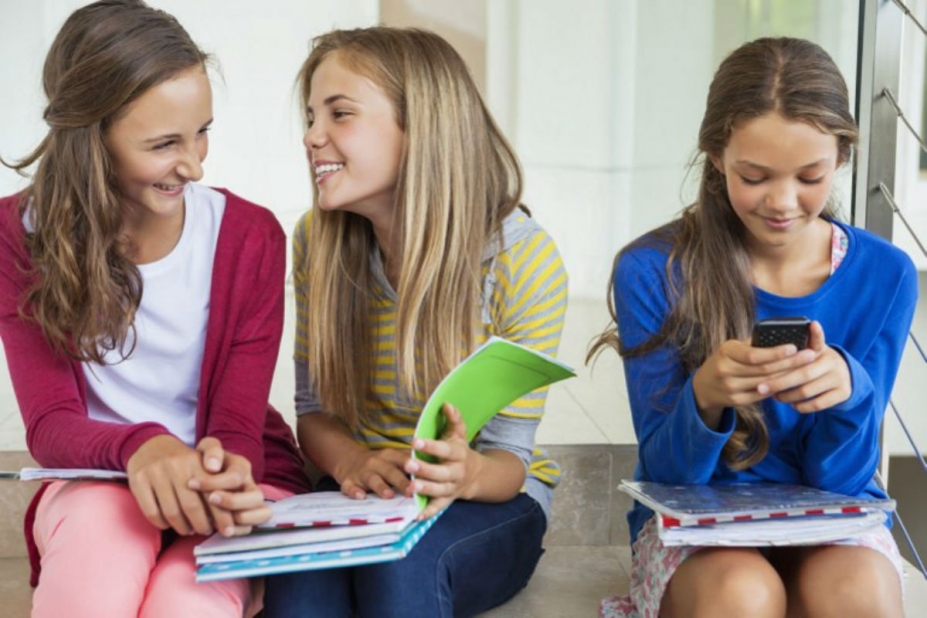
left=751, top=317, right=811, bottom=350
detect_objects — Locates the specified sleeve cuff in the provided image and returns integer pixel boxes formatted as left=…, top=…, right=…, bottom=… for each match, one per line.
left=827, top=344, right=874, bottom=412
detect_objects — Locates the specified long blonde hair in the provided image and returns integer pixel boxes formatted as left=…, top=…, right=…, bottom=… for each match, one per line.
left=590, top=37, right=858, bottom=470
left=297, top=27, right=523, bottom=426
left=3, top=0, right=207, bottom=363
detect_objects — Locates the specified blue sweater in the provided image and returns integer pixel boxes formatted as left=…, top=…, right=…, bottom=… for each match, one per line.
left=613, top=220, right=918, bottom=544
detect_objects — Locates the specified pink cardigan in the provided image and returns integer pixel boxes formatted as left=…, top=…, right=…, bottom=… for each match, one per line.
left=0, top=188, right=310, bottom=585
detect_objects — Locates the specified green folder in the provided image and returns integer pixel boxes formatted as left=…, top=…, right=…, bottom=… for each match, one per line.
left=411, top=336, right=576, bottom=510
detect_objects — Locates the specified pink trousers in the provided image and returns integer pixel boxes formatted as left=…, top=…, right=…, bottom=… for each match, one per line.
left=31, top=480, right=291, bottom=618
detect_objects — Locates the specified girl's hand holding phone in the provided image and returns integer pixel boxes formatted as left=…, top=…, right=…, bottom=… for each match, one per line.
left=693, top=337, right=817, bottom=426
left=405, top=403, right=478, bottom=520
left=755, top=320, right=852, bottom=413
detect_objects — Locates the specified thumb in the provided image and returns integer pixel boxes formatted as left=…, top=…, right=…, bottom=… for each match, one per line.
left=196, top=436, right=225, bottom=473
left=808, top=320, right=826, bottom=353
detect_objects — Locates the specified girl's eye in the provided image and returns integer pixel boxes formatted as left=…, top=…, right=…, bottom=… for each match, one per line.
left=333, top=110, right=350, bottom=120
left=739, top=176, right=765, bottom=185
left=153, top=140, right=175, bottom=151
left=198, top=126, right=211, bottom=136
left=800, top=176, right=825, bottom=185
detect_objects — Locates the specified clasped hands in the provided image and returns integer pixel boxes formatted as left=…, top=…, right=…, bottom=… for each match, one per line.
left=126, top=434, right=269, bottom=538
left=693, top=320, right=852, bottom=418
left=334, top=404, right=477, bottom=520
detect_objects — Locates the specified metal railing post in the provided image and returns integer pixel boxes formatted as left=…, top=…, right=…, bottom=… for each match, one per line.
left=854, top=0, right=904, bottom=239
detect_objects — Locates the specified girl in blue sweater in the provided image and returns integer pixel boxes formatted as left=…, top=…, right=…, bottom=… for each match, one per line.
left=593, top=37, right=917, bottom=618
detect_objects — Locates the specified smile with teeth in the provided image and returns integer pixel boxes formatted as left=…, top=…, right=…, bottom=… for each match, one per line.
left=154, top=182, right=184, bottom=193
left=315, top=163, right=344, bottom=181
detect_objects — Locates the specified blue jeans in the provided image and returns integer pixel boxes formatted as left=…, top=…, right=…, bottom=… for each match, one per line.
left=262, top=486, right=546, bottom=618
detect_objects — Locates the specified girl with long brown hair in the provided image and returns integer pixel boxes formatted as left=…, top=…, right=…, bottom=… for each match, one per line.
left=262, top=26, right=568, bottom=618
left=593, top=37, right=916, bottom=617
left=0, top=1, right=309, bottom=615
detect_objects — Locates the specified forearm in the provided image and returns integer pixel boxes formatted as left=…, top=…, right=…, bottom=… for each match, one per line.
left=296, top=413, right=370, bottom=483
left=460, top=448, right=526, bottom=502
left=635, top=373, right=734, bottom=484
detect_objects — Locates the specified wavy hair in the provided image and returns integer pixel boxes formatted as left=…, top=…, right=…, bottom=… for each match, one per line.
left=590, top=37, right=858, bottom=469
left=3, top=0, right=207, bottom=363
left=297, top=27, right=523, bottom=426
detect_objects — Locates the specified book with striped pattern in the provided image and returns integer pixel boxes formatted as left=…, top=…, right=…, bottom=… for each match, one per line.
left=620, top=480, right=894, bottom=527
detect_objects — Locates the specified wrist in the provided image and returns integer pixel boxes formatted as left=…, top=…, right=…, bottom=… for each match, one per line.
left=691, top=372, right=725, bottom=430
left=330, top=442, right=370, bottom=485
left=459, top=448, right=484, bottom=501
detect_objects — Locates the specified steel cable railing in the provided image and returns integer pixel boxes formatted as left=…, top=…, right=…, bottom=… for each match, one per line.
left=878, top=0, right=927, bottom=581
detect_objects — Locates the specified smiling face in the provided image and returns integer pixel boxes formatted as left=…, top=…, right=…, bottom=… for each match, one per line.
left=714, top=111, right=841, bottom=255
left=303, top=52, right=405, bottom=223
left=106, top=66, right=213, bottom=231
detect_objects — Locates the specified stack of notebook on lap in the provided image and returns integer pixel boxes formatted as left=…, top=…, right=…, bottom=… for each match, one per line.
left=194, top=491, right=437, bottom=582
left=619, top=480, right=895, bottom=547
left=196, top=336, right=576, bottom=582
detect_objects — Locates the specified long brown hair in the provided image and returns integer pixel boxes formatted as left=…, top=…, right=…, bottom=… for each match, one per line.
left=3, top=0, right=207, bottom=363
left=297, top=28, right=523, bottom=426
left=590, top=37, right=858, bottom=469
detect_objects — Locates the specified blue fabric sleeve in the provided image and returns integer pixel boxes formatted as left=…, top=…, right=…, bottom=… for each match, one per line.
left=796, top=263, right=918, bottom=494
left=614, top=249, right=735, bottom=484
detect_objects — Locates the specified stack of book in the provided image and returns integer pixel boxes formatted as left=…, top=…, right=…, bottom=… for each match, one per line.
left=1, top=337, right=575, bottom=582
left=195, top=491, right=437, bottom=581
left=619, top=480, right=895, bottom=547
left=195, top=336, right=575, bottom=581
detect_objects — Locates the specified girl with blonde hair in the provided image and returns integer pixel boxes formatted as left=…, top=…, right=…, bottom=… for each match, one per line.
left=594, top=37, right=916, bottom=617
left=0, top=1, right=309, bottom=615
left=263, top=26, right=568, bottom=618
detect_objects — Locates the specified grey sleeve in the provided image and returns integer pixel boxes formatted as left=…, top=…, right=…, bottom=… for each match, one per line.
left=473, top=413, right=539, bottom=472
left=294, top=356, right=323, bottom=416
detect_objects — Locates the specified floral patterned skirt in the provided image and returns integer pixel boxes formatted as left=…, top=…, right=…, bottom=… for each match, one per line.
left=600, top=517, right=904, bottom=618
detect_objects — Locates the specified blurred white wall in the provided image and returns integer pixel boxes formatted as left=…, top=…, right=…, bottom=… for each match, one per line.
left=0, top=0, right=923, bottom=453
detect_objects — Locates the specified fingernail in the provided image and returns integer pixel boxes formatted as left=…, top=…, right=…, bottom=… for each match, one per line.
left=209, top=493, right=222, bottom=505
left=757, top=384, right=769, bottom=395
left=188, top=479, right=201, bottom=490
left=207, top=458, right=221, bottom=472
left=412, top=439, right=424, bottom=449
left=223, top=526, right=235, bottom=537
left=407, top=461, right=419, bottom=473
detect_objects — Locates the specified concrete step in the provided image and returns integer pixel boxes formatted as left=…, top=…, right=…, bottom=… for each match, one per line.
left=4, top=550, right=927, bottom=617
left=3, top=446, right=927, bottom=616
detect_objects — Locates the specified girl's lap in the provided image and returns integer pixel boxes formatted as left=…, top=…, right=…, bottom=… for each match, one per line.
left=600, top=517, right=903, bottom=618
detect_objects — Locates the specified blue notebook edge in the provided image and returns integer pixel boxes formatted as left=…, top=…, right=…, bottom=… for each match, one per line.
left=196, top=510, right=443, bottom=582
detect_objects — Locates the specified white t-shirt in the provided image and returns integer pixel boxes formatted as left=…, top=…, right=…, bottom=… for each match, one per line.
left=78, top=184, right=225, bottom=446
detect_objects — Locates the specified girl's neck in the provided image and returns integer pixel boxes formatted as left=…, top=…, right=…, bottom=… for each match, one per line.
left=122, top=206, right=185, bottom=265
left=748, top=217, right=833, bottom=297
left=370, top=216, right=401, bottom=289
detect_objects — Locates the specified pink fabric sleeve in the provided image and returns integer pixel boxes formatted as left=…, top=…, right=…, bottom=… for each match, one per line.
left=0, top=195, right=170, bottom=470
left=196, top=194, right=288, bottom=483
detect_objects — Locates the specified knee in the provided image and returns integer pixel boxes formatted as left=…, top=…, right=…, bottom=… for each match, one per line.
left=141, top=567, right=249, bottom=618
left=695, top=564, right=786, bottom=617
left=666, top=550, right=786, bottom=618
left=795, top=559, right=902, bottom=617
